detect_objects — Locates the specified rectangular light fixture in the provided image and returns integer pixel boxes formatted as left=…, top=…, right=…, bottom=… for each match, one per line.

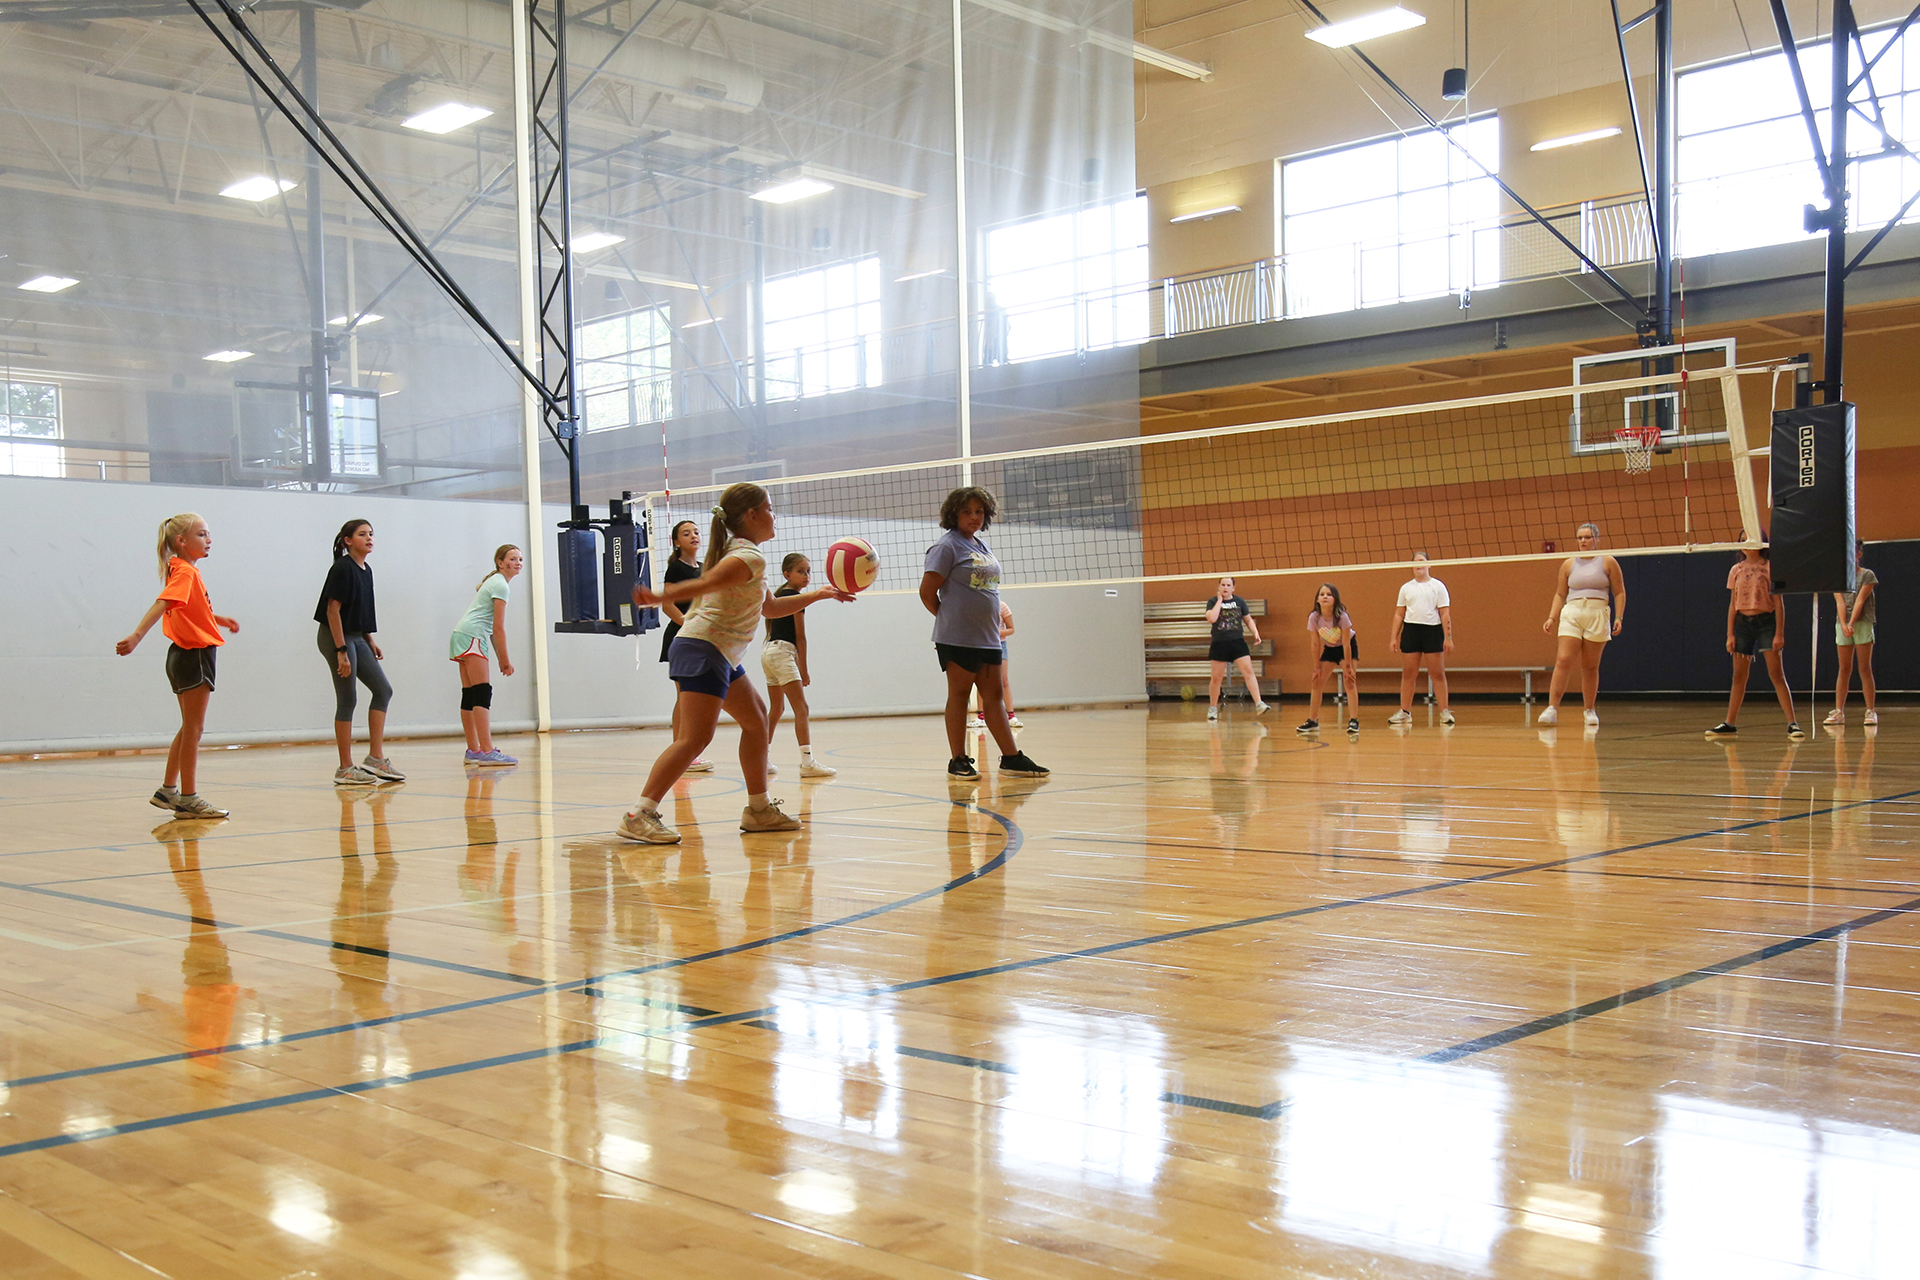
left=203, top=349, right=253, bottom=363
left=571, top=232, right=626, bottom=253
left=18, top=275, right=79, bottom=293
left=402, top=102, right=494, bottom=134
left=1305, top=5, right=1425, bottom=47
left=751, top=176, right=834, bottom=204
left=680, top=316, right=722, bottom=329
left=329, top=313, right=384, bottom=327
left=220, top=175, right=297, bottom=202
left=1169, top=204, right=1241, bottom=224
left=895, top=268, right=947, bottom=282
left=1530, top=126, right=1624, bottom=152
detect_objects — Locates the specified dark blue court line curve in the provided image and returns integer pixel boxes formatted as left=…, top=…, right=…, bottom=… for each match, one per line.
left=6, top=785, right=1913, bottom=1144
left=2, top=799, right=1022, bottom=1091
left=1420, top=890, right=1920, bottom=1064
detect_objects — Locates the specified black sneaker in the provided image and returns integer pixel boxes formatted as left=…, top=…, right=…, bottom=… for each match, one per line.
left=947, top=755, right=980, bottom=779
left=1787, top=723, right=1806, bottom=740
left=1705, top=722, right=1738, bottom=737
left=1000, top=752, right=1049, bottom=776
left=1295, top=719, right=1318, bottom=734
left=1347, top=718, right=1360, bottom=734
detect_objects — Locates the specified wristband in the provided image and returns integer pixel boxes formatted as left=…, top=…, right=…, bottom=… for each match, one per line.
left=335, top=646, right=347, bottom=652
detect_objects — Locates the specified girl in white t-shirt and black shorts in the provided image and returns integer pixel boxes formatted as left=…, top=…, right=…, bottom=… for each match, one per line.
left=1389, top=552, right=1454, bottom=726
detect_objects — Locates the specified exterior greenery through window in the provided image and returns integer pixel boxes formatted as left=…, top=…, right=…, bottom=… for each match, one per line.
left=2, top=380, right=61, bottom=477
left=578, top=308, right=673, bottom=431
left=1279, top=117, right=1500, bottom=317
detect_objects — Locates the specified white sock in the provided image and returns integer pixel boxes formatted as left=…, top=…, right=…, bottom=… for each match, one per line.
left=638, top=796, right=661, bottom=814
left=749, top=791, right=769, bottom=809
left=800, top=747, right=815, bottom=761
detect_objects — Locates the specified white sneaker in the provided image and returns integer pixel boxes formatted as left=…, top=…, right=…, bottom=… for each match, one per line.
left=334, top=765, right=380, bottom=787
left=1823, top=709, right=1845, bottom=726
left=1254, top=702, right=1271, bottom=715
left=684, top=758, right=714, bottom=773
left=1206, top=706, right=1219, bottom=722
left=1583, top=708, right=1600, bottom=727
left=967, top=715, right=985, bottom=729
left=766, top=763, right=778, bottom=778
left=1007, top=716, right=1024, bottom=729
left=1865, top=709, right=1879, bottom=726
left=800, top=759, right=837, bottom=777
left=1388, top=709, right=1412, bottom=725
left=617, top=805, right=680, bottom=844
left=1536, top=707, right=1558, bottom=727
left=1440, top=709, right=1456, bottom=726
left=740, top=799, right=802, bottom=832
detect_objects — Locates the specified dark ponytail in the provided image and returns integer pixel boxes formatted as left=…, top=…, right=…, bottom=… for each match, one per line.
left=333, top=518, right=371, bottom=558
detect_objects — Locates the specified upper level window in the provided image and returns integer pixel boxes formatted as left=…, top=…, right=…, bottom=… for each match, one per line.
left=764, top=256, right=883, bottom=400
left=579, top=307, right=673, bottom=431
left=2, top=380, right=62, bottom=477
left=1279, top=117, right=1500, bottom=316
left=1678, top=25, right=1920, bottom=257
left=982, top=195, right=1149, bottom=364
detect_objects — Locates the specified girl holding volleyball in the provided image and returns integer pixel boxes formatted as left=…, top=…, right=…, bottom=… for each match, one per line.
left=920, top=487, right=1048, bottom=779
left=1299, top=582, right=1360, bottom=736
left=116, top=513, right=240, bottom=819
left=621, top=483, right=853, bottom=844
left=764, top=552, right=836, bottom=778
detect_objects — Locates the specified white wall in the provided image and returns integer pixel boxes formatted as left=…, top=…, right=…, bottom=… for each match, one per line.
left=0, top=474, right=1145, bottom=753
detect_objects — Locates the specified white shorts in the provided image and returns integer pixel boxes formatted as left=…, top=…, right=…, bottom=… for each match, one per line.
left=1558, top=597, right=1611, bottom=643
left=760, top=639, right=801, bottom=686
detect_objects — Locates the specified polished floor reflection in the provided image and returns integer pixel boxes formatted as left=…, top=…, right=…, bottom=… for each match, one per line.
left=0, top=702, right=1916, bottom=1278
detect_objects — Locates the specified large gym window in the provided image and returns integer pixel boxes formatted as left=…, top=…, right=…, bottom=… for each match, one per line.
left=1678, top=24, right=1920, bottom=258
left=982, top=194, right=1150, bottom=364
left=763, top=256, right=884, bottom=401
left=578, top=308, right=674, bottom=431
left=1279, top=117, right=1501, bottom=316
left=1, top=380, right=62, bottom=478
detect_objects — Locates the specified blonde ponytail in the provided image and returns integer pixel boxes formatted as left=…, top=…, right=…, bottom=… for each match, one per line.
left=701, top=483, right=766, bottom=574
left=155, top=512, right=203, bottom=579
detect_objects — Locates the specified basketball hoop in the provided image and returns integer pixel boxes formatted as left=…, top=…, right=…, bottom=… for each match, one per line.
left=1616, top=424, right=1660, bottom=475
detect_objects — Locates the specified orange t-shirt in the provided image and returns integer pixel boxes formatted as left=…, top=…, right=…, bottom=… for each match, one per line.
left=1727, top=559, right=1775, bottom=615
left=159, top=557, right=224, bottom=648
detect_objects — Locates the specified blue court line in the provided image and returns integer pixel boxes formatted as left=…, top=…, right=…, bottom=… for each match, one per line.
left=5, top=786, right=1913, bottom=1147
left=2, top=800, right=1022, bottom=1091
left=1419, top=890, right=1920, bottom=1064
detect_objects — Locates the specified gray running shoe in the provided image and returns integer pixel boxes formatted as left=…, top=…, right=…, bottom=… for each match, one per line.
left=334, top=765, right=380, bottom=787
left=150, top=785, right=180, bottom=811
left=740, top=799, right=802, bottom=832
left=171, top=793, right=229, bottom=819
left=617, top=806, right=680, bottom=844
left=361, top=755, right=406, bottom=781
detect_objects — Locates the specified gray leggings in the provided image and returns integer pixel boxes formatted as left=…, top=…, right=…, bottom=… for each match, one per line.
left=316, top=623, right=393, bottom=721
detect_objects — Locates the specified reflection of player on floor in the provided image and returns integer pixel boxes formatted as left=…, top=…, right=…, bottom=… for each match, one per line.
left=1707, top=545, right=1803, bottom=740
left=1827, top=540, right=1878, bottom=727
left=1300, top=583, right=1359, bottom=735
left=1389, top=552, right=1453, bottom=726
left=1539, top=522, right=1625, bottom=728
left=763, top=552, right=837, bottom=777
left=1205, top=576, right=1269, bottom=722
left=621, top=483, right=853, bottom=844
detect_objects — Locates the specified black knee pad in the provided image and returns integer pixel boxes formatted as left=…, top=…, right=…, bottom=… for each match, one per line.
left=460, top=682, right=493, bottom=711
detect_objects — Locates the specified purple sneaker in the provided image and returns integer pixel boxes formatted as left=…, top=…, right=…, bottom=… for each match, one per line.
left=479, top=749, right=517, bottom=767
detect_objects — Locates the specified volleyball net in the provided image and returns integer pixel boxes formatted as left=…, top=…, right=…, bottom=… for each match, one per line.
left=644, top=359, right=1769, bottom=593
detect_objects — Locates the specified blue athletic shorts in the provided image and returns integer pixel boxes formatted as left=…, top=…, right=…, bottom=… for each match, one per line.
left=667, top=636, right=745, bottom=698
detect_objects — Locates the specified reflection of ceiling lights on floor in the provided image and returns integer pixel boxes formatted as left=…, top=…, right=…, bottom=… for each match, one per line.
left=220, top=175, right=297, bottom=202
left=1304, top=5, right=1426, bottom=47
left=751, top=176, right=834, bottom=204
left=203, top=349, right=254, bottom=363
left=402, top=102, right=494, bottom=134
left=571, top=232, right=625, bottom=253
left=329, top=314, right=384, bottom=327
left=17, top=275, right=79, bottom=293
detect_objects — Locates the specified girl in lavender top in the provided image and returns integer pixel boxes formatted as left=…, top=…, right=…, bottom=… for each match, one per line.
left=1299, top=582, right=1360, bottom=736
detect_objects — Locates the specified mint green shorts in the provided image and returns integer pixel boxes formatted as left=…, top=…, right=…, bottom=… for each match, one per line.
left=1835, top=620, right=1875, bottom=646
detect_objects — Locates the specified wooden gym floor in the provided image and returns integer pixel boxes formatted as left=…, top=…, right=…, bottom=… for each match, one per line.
left=0, top=701, right=1915, bottom=1279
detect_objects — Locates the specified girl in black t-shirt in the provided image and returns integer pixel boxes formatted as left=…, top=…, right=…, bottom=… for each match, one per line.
left=656, top=520, right=713, bottom=772
left=1205, top=576, right=1269, bottom=721
left=315, top=519, right=401, bottom=784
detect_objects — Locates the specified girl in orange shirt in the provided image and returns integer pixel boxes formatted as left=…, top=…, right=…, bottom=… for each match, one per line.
left=117, top=513, right=240, bottom=819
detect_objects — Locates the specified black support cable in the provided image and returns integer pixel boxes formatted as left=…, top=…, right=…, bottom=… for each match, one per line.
left=1608, top=0, right=1662, bottom=266
left=1850, top=1, right=1920, bottom=90
left=183, top=0, right=568, bottom=426
left=1766, top=0, right=1837, bottom=194
left=1294, top=0, right=1647, bottom=316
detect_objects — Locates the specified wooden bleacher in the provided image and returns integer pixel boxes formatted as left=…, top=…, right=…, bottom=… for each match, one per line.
left=1144, top=599, right=1276, bottom=699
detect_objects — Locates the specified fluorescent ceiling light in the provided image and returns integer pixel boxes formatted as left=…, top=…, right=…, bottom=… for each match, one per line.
left=18, top=275, right=79, bottom=293
left=1304, top=5, right=1426, bottom=47
left=571, top=232, right=625, bottom=253
left=895, top=268, right=946, bottom=282
left=1530, top=126, right=1624, bottom=152
left=329, top=313, right=384, bottom=327
left=680, top=316, right=722, bottom=328
left=751, top=176, right=834, bottom=204
left=203, top=349, right=254, bottom=363
left=220, top=175, right=297, bottom=202
left=402, top=102, right=494, bottom=134
left=1169, top=204, right=1241, bottom=224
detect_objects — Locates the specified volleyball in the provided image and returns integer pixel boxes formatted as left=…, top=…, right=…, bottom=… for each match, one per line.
left=823, top=536, right=878, bottom=593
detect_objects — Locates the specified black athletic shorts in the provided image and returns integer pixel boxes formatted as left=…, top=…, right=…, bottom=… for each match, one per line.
left=936, top=643, right=1003, bottom=673
left=166, top=643, right=217, bottom=694
left=1209, top=636, right=1251, bottom=663
left=1733, top=610, right=1777, bottom=656
left=1319, top=636, right=1359, bottom=664
left=1399, top=622, right=1446, bottom=654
